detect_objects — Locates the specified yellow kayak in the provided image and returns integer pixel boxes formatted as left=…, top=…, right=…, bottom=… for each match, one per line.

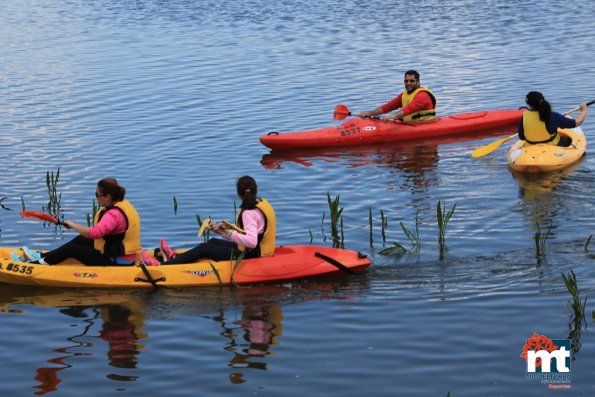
left=0, top=245, right=371, bottom=288
left=507, top=127, right=586, bottom=173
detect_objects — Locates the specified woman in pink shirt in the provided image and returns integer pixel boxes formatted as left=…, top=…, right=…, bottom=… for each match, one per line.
left=144, top=176, right=276, bottom=265
left=35, top=178, right=141, bottom=266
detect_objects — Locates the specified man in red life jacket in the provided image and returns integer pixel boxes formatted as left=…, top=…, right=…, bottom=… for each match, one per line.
left=359, top=70, right=437, bottom=122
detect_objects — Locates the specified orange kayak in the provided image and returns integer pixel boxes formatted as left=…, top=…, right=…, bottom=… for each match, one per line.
left=260, top=109, right=523, bottom=150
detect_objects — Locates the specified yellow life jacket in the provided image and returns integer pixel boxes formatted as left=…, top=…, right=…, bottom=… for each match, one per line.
left=522, top=110, right=560, bottom=145
left=93, top=200, right=141, bottom=258
left=401, top=87, right=437, bottom=122
left=237, top=198, right=276, bottom=257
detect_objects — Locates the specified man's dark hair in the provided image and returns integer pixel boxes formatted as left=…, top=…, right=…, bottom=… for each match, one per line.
left=404, top=70, right=420, bottom=80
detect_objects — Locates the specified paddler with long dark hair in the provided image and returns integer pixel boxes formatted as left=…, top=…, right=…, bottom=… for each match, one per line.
left=518, top=91, right=588, bottom=146
left=141, top=175, right=275, bottom=265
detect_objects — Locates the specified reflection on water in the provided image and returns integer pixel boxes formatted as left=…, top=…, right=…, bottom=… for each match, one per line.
left=1, top=279, right=371, bottom=392
left=34, top=301, right=146, bottom=394
left=214, top=303, right=283, bottom=384
left=512, top=161, right=585, bottom=259
left=0, top=287, right=147, bottom=394
left=510, top=161, right=582, bottom=200
left=100, top=305, right=145, bottom=374
left=33, top=310, right=91, bottom=396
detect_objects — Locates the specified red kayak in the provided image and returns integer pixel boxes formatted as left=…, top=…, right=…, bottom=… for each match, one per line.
left=260, top=109, right=523, bottom=150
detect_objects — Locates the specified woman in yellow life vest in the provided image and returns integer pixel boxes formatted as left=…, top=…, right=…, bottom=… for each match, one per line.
left=518, top=91, right=588, bottom=146
left=33, top=178, right=141, bottom=266
left=142, top=176, right=276, bottom=265
left=358, top=69, right=437, bottom=122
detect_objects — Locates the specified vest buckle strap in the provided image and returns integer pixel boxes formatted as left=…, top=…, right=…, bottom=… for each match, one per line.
left=411, top=111, right=436, bottom=120
left=527, top=133, right=559, bottom=145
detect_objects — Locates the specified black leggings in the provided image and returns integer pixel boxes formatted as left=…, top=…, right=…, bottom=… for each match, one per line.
left=163, top=238, right=246, bottom=265
left=42, top=235, right=119, bottom=266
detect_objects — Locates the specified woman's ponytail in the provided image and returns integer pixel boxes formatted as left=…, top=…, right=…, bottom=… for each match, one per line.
left=525, top=91, right=551, bottom=122
left=237, top=176, right=258, bottom=209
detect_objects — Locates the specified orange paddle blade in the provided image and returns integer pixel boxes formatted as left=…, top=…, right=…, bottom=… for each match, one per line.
left=333, top=104, right=351, bottom=120
left=19, top=210, right=60, bottom=224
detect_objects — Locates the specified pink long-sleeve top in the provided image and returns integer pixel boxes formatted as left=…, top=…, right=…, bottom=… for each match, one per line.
left=88, top=209, right=136, bottom=261
left=223, top=209, right=265, bottom=248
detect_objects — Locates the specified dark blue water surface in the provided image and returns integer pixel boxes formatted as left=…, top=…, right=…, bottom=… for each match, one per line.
left=1, top=0, right=595, bottom=395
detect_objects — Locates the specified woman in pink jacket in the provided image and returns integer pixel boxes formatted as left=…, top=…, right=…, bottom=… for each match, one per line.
left=33, top=178, right=141, bottom=266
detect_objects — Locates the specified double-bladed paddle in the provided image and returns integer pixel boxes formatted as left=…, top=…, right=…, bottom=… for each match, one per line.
left=471, top=100, right=595, bottom=158
left=333, top=104, right=380, bottom=120
left=197, top=218, right=245, bottom=237
left=19, top=210, right=70, bottom=228
left=333, top=104, right=353, bottom=120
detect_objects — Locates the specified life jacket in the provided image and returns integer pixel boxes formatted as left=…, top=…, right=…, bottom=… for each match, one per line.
left=237, top=198, right=276, bottom=257
left=522, top=110, right=560, bottom=145
left=93, top=200, right=141, bottom=259
left=401, top=87, right=437, bottom=122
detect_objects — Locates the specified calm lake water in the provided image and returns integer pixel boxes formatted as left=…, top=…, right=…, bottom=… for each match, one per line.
left=1, top=0, right=595, bottom=395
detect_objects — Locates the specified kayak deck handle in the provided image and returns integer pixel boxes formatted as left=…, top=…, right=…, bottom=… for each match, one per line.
left=314, top=252, right=355, bottom=274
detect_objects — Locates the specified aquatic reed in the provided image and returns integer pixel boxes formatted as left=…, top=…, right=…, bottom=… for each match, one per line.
left=380, top=209, right=387, bottom=244
left=401, top=210, right=421, bottom=251
left=173, top=196, right=178, bottom=216
left=327, top=192, right=344, bottom=248
left=340, top=217, right=344, bottom=248
left=85, top=199, right=99, bottom=227
left=562, top=270, right=587, bottom=329
left=43, top=167, right=63, bottom=222
left=585, top=235, right=592, bottom=252
left=379, top=242, right=407, bottom=257
left=0, top=197, right=11, bottom=212
left=368, top=208, right=373, bottom=246
left=561, top=270, right=587, bottom=353
left=230, top=250, right=247, bottom=286
left=534, top=221, right=552, bottom=258
left=0, top=197, right=10, bottom=237
left=437, top=201, right=456, bottom=258
left=209, top=262, right=223, bottom=285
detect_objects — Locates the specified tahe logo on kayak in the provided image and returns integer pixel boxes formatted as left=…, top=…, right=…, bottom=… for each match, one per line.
left=73, top=272, right=98, bottom=279
left=521, top=332, right=572, bottom=388
left=186, top=270, right=213, bottom=277
left=362, top=126, right=376, bottom=131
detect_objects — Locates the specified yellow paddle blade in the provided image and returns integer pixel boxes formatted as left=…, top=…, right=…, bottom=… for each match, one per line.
left=471, top=134, right=517, bottom=158
left=198, top=217, right=211, bottom=237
